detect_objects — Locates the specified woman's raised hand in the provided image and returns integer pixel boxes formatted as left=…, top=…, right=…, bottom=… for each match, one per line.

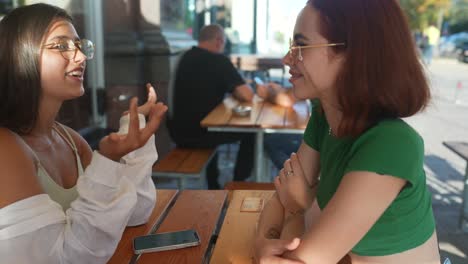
left=122, top=83, right=157, bottom=117
left=99, top=90, right=167, bottom=161
left=136, top=83, right=158, bottom=116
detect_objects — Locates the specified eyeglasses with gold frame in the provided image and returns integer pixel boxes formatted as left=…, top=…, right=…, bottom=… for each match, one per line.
left=289, top=38, right=346, bottom=61
left=42, top=38, right=95, bottom=60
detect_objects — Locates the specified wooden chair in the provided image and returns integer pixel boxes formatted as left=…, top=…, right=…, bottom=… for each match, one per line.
left=152, top=147, right=216, bottom=189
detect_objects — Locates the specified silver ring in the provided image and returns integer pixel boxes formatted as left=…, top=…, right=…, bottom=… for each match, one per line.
left=285, top=170, right=294, bottom=177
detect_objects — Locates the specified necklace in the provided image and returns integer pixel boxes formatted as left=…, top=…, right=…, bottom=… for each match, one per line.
left=328, top=127, right=332, bottom=136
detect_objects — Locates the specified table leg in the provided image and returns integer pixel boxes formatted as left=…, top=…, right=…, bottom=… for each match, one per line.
left=460, top=162, right=468, bottom=232
left=263, top=153, right=272, bottom=182
left=254, top=131, right=264, bottom=182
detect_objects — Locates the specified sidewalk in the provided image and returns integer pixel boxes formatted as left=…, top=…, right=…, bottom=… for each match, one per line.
left=406, top=58, right=468, bottom=262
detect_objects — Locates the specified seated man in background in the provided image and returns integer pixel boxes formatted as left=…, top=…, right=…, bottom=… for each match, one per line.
left=168, top=24, right=294, bottom=189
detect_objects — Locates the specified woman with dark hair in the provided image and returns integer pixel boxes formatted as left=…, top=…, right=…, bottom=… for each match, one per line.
left=0, top=4, right=167, bottom=263
left=255, top=1, right=440, bottom=263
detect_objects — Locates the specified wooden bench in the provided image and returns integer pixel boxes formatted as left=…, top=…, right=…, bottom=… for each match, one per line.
left=152, top=147, right=217, bottom=189
left=442, top=141, right=468, bottom=232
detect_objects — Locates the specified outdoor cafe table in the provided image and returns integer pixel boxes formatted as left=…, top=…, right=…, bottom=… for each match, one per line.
left=210, top=190, right=352, bottom=264
left=201, top=96, right=310, bottom=182
left=108, top=189, right=179, bottom=264
left=210, top=190, right=275, bottom=263
left=109, top=189, right=351, bottom=264
left=108, top=189, right=228, bottom=264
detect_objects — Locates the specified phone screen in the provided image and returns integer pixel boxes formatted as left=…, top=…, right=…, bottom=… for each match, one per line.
left=133, top=230, right=200, bottom=254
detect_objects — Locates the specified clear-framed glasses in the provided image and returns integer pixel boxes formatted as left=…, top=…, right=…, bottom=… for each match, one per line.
left=289, top=38, right=346, bottom=62
left=42, top=38, right=95, bottom=60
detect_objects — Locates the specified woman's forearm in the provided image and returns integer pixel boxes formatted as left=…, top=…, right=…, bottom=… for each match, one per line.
left=118, top=114, right=158, bottom=226
left=121, top=135, right=157, bottom=226
left=257, top=193, right=286, bottom=240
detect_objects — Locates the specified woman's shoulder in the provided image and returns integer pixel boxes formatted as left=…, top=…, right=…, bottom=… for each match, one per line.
left=357, top=119, right=423, bottom=150
left=55, top=123, right=86, bottom=146
left=0, top=128, right=43, bottom=208
left=0, top=127, right=34, bottom=159
left=372, top=119, right=421, bottom=140
left=55, top=123, right=92, bottom=167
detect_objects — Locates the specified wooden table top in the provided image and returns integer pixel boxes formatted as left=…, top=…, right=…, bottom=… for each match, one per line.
left=107, top=189, right=179, bottom=264
left=210, top=190, right=275, bottom=264
left=137, top=190, right=228, bottom=264
left=201, top=97, right=310, bottom=131
left=210, top=190, right=352, bottom=264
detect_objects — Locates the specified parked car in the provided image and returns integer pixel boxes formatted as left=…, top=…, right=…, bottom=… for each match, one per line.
left=439, top=32, right=468, bottom=58
left=457, top=41, right=468, bottom=63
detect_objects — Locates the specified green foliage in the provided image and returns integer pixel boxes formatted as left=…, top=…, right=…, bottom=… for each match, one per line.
left=273, top=31, right=284, bottom=43
left=399, top=0, right=451, bottom=30
left=0, top=0, right=13, bottom=15
left=400, top=0, right=468, bottom=33
left=447, top=0, right=468, bottom=33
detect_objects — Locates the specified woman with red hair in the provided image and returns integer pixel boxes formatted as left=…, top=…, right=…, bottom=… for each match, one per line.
left=255, top=1, right=440, bottom=263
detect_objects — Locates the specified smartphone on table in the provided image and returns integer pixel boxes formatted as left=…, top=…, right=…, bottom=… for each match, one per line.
left=133, top=229, right=201, bottom=254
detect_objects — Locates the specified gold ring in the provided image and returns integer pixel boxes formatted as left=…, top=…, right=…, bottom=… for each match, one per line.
left=285, top=170, right=294, bottom=177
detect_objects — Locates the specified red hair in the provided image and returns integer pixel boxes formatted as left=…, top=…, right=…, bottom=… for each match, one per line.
left=308, top=0, right=430, bottom=137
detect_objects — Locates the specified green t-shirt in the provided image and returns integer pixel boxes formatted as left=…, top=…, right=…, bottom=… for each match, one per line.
left=303, top=100, right=435, bottom=256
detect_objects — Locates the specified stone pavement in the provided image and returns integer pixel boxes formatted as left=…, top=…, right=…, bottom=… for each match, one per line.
left=406, top=58, right=468, bottom=263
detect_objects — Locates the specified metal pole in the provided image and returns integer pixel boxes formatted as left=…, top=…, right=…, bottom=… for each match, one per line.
left=251, top=0, right=257, bottom=54
left=266, top=0, right=269, bottom=40
left=84, top=0, right=105, bottom=127
left=255, top=131, right=264, bottom=182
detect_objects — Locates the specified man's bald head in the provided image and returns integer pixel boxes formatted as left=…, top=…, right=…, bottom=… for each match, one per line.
left=198, top=24, right=226, bottom=53
left=199, top=24, right=225, bottom=42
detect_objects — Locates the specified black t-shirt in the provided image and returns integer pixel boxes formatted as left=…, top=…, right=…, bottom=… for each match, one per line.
left=168, top=46, right=245, bottom=144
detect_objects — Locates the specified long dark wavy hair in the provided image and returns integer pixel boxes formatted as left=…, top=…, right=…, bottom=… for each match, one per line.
left=0, top=3, right=72, bottom=135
